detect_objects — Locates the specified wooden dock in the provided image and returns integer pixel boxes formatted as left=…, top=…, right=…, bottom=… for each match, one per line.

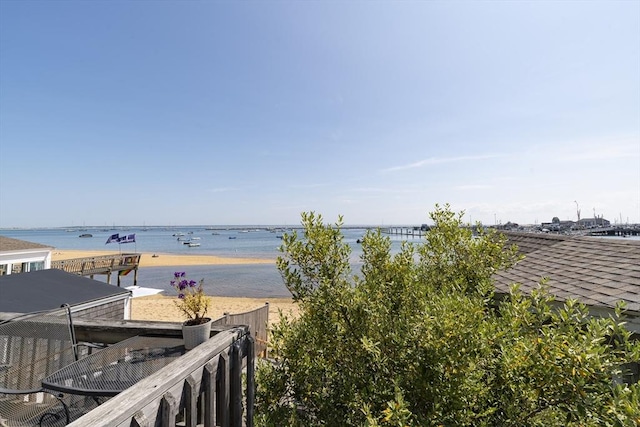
left=51, top=253, right=141, bottom=286
left=382, top=227, right=428, bottom=238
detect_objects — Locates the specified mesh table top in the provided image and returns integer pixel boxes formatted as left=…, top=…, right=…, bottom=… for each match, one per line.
left=42, top=335, right=185, bottom=397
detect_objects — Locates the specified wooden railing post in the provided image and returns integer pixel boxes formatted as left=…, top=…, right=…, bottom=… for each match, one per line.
left=184, top=376, right=198, bottom=427
left=230, top=341, right=243, bottom=427
left=203, top=361, right=216, bottom=427
left=246, top=335, right=255, bottom=427
left=161, top=392, right=177, bottom=426
left=217, top=351, right=230, bottom=427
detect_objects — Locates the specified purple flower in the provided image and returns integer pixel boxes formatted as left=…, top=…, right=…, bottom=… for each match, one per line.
left=170, top=271, right=209, bottom=321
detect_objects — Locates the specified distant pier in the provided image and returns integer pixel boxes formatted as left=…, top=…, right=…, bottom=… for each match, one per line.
left=382, top=227, right=427, bottom=238
left=588, top=227, right=640, bottom=237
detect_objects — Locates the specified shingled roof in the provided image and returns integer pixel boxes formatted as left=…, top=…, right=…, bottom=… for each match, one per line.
left=0, top=235, right=53, bottom=252
left=494, top=232, right=640, bottom=313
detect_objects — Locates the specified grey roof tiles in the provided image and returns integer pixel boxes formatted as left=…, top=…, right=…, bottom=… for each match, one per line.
left=0, top=235, right=53, bottom=252
left=494, top=232, right=640, bottom=313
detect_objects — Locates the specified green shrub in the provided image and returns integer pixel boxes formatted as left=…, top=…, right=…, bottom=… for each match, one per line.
left=255, top=204, right=640, bottom=426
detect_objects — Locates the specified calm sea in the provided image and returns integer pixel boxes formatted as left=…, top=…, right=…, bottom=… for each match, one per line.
left=4, top=227, right=634, bottom=298
left=0, top=227, right=413, bottom=298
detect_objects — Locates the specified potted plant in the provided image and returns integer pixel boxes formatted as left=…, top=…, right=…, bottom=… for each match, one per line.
left=171, top=271, right=212, bottom=349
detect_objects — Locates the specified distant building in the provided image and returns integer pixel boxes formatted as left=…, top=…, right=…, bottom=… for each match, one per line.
left=540, top=219, right=574, bottom=232
left=577, top=217, right=611, bottom=228
left=0, top=236, right=53, bottom=275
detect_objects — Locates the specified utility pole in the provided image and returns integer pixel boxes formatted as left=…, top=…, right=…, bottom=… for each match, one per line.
left=574, top=200, right=581, bottom=221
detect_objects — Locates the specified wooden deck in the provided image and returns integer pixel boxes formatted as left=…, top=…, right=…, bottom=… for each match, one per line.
left=0, top=313, right=256, bottom=427
left=51, top=253, right=141, bottom=286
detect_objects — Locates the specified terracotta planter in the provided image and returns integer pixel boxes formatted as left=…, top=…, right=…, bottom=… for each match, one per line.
left=182, top=318, right=212, bottom=350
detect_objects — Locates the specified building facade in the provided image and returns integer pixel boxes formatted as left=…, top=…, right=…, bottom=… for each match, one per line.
left=0, top=236, right=53, bottom=275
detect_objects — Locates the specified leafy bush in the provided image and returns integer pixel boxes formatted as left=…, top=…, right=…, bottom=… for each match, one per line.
left=255, top=204, right=640, bottom=426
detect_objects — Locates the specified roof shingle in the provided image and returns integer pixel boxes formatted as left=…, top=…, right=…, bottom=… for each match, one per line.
left=494, top=232, right=640, bottom=313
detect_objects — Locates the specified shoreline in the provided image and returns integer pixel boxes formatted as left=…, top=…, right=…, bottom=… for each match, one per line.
left=51, top=249, right=275, bottom=267
left=52, top=250, right=296, bottom=324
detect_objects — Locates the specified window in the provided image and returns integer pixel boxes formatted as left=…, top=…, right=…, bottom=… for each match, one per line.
left=29, top=261, right=45, bottom=272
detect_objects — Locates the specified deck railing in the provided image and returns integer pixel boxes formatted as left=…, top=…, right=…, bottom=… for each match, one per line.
left=213, top=303, right=270, bottom=357
left=51, top=253, right=141, bottom=285
left=67, top=325, right=254, bottom=427
left=0, top=315, right=256, bottom=427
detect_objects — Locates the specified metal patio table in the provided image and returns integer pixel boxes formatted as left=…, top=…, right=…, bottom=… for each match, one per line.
left=42, top=335, right=186, bottom=398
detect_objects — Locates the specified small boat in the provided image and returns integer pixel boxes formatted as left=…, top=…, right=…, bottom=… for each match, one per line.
left=228, top=236, right=237, bottom=239
left=190, top=237, right=201, bottom=240
left=188, top=242, right=200, bottom=247
left=79, top=234, right=93, bottom=238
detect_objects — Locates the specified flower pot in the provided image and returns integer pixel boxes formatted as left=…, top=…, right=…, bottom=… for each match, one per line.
left=182, top=318, right=212, bottom=350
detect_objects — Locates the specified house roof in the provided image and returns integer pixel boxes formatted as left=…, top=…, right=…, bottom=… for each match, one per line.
left=0, top=235, right=53, bottom=252
left=0, top=269, right=129, bottom=313
left=494, top=232, right=640, bottom=313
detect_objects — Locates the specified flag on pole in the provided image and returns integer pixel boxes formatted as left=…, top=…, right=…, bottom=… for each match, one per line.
left=118, top=234, right=136, bottom=244
left=106, top=233, right=120, bottom=244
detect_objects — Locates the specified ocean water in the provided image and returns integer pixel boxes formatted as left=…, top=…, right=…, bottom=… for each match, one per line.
left=7, top=227, right=633, bottom=298
left=1, top=227, right=416, bottom=298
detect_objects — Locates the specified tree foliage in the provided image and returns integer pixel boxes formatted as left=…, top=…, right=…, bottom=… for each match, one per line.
left=255, top=205, right=640, bottom=426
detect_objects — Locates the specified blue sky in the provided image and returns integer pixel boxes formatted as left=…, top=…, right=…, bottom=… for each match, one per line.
left=1, top=1, right=638, bottom=227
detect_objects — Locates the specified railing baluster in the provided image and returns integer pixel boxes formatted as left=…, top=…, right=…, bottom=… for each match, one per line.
left=184, top=376, right=198, bottom=427
left=246, top=335, right=255, bottom=427
left=161, top=392, right=177, bottom=427
left=131, top=411, right=150, bottom=427
left=230, top=341, right=243, bottom=427
left=217, top=351, right=229, bottom=427
left=203, top=360, right=216, bottom=427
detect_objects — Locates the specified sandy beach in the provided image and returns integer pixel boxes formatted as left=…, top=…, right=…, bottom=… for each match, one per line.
left=51, top=250, right=274, bottom=267
left=52, top=250, right=297, bottom=325
left=131, top=294, right=299, bottom=326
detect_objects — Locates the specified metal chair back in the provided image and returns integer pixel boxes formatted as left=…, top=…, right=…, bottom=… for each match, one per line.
left=0, top=306, right=77, bottom=426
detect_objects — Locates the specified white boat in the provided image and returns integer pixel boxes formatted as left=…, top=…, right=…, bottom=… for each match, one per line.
left=187, top=242, right=200, bottom=247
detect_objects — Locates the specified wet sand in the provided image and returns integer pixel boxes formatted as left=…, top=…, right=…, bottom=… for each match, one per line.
left=51, top=250, right=274, bottom=267
left=52, top=250, right=297, bottom=324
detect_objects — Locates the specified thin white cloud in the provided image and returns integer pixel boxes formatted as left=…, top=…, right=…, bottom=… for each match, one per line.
left=381, top=154, right=505, bottom=173
left=454, top=184, right=492, bottom=191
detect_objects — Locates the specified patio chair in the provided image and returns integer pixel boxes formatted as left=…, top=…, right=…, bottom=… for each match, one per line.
left=0, top=305, right=90, bottom=427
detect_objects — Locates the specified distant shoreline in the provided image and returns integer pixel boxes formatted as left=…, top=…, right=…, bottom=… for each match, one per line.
left=51, top=249, right=275, bottom=267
